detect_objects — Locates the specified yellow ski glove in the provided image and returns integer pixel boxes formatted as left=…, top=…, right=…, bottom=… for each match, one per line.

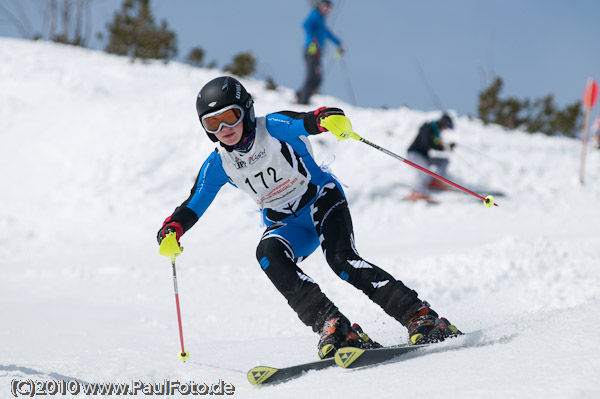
left=320, top=114, right=360, bottom=141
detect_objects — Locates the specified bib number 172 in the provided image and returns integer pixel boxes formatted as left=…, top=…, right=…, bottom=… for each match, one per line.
left=244, top=167, right=282, bottom=194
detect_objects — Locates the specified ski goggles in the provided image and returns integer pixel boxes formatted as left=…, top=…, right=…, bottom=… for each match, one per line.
left=201, top=104, right=245, bottom=134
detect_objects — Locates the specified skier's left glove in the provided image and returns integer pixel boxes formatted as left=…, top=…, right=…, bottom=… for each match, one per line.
left=313, top=107, right=345, bottom=128
left=307, top=39, right=319, bottom=56
left=316, top=107, right=358, bottom=141
left=157, top=216, right=183, bottom=245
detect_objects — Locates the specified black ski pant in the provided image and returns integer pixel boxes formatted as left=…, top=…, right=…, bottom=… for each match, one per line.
left=255, top=183, right=423, bottom=333
left=297, top=50, right=322, bottom=105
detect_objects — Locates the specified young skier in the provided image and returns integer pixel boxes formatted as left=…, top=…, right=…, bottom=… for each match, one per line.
left=157, top=76, right=461, bottom=359
left=406, top=114, right=456, bottom=202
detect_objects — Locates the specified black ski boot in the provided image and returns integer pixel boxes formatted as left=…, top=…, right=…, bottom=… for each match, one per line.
left=406, top=302, right=462, bottom=345
left=317, top=317, right=381, bottom=359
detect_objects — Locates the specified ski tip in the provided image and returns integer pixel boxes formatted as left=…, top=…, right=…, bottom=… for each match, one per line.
left=247, top=366, right=278, bottom=385
left=334, top=347, right=366, bottom=368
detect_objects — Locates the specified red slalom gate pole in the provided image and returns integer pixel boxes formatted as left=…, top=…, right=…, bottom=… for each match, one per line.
left=356, top=135, right=499, bottom=207
left=580, top=78, right=598, bottom=185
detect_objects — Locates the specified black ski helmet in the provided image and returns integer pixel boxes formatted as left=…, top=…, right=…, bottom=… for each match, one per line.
left=437, top=114, right=454, bottom=129
left=196, top=76, right=256, bottom=143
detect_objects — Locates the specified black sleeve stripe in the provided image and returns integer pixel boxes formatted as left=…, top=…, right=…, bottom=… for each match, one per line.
left=280, top=140, right=294, bottom=166
left=275, top=110, right=323, bottom=135
left=171, top=205, right=199, bottom=234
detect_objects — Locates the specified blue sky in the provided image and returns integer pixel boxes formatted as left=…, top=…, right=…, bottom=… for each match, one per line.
left=2, top=0, right=599, bottom=117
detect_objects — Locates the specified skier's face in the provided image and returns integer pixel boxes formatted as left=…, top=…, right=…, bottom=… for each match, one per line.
left=319, top=3, right=332, bottom=15
left=215, top=122, right=244, bottom=146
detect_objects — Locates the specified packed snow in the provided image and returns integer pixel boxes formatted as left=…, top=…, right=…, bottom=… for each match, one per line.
left=1, top=38, right=599, bottom=398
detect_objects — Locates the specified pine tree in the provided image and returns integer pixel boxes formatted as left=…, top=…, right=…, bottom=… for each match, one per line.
left=186, top=47, right=205, bottom=67
left=477, top=76, right=581, bottom=137
left=104, top=0, right=177, bottom=61
left=224, top=52, right=256, bottom=77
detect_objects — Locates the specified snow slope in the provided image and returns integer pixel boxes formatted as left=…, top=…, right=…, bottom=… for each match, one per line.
left=1, top=38, right=599, bottom=398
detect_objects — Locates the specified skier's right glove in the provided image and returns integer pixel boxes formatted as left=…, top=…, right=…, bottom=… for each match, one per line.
left=157, top=216, right=183, bottom=245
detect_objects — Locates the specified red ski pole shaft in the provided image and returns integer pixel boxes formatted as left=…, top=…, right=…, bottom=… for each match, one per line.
left=158, top=232, right=190, bottom=361
left=357, top=136, right=499, bottom=207
left=171, top=260, right=188, bottom=359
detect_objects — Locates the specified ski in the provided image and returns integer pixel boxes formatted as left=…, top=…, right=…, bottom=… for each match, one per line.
left=248, top=341, right=454, bottom=384
left=334, top=343, right=430, bottom=369
left=427, top=181, right=507, bottom=198
left=402, top=195, right=440, bottom=205
left=247, top=344, right=425, bottom=384
left=247, top=357, right=336, bottom=385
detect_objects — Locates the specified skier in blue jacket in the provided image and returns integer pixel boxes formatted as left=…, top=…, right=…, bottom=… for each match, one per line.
left=157, top=76, right=461, bottom=359
left=297, top=0, right=343, bottom=105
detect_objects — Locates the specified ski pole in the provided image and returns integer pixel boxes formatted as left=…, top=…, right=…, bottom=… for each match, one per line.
left=339, top=54, right=357, bottom=105
left=357, top=135, right=497, bottom=207
left=320, top=116, right=498, bottom=207
left=452, top=150, right=490, bottom=186
left=159, top=232, right=190, bottom=362
left=458, top=143, right=509, bottom=169
left=415, top=58, right=445, bottom=110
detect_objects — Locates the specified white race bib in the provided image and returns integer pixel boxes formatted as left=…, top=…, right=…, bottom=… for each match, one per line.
left=220, top=118, right=311, bottom=209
